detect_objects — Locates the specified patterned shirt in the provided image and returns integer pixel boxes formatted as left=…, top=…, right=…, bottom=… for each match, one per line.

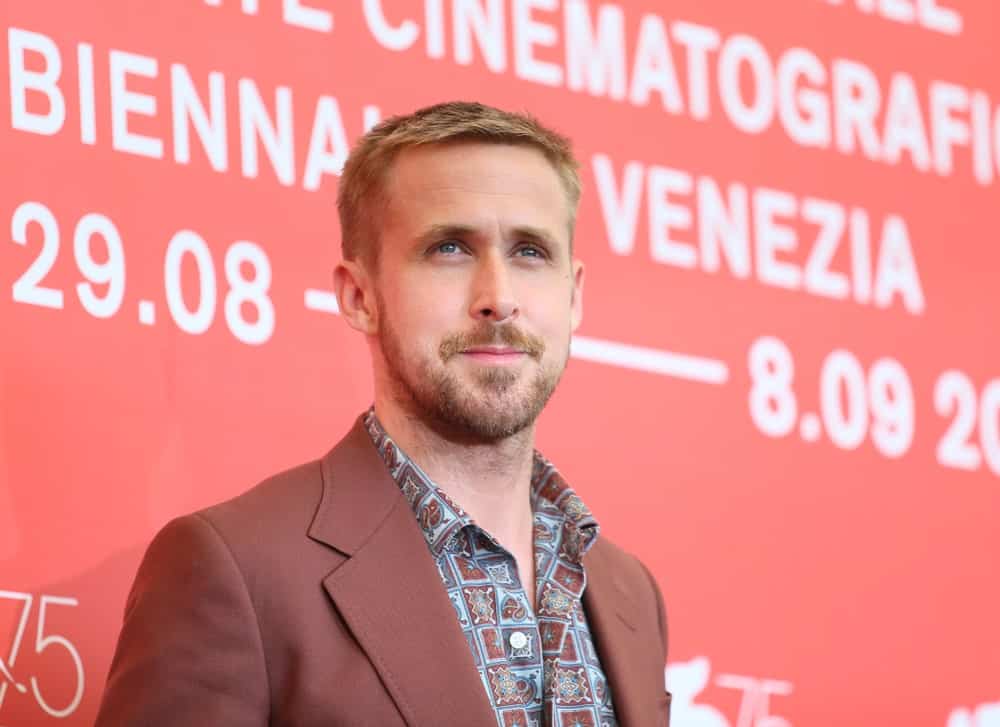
left=364, top=409, right=618, bottom=727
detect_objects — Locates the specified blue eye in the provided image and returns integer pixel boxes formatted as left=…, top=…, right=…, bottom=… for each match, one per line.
left=516, top=245, right=545, bottom=258
left=436, top=240, right=463, bottom=255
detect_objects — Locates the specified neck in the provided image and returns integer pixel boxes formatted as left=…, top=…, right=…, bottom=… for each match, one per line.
left=372, top=396, right=537, bottom=551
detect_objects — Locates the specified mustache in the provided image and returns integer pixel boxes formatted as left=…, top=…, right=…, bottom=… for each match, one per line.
left=439, top=324, right=545, bottom=361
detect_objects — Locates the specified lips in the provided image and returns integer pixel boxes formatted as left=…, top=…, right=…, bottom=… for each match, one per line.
left=438, top=324, right=545, bottom=362
left=459, top=347, right=527, bottom=364
left=461, top=346, right=523, bottom=355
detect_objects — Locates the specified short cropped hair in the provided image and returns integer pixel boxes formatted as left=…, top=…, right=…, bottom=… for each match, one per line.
left=337, top=101, right=581, bottom=266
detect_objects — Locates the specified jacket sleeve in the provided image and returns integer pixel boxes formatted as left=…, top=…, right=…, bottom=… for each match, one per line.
left=94, top=514, right=269, bottom=726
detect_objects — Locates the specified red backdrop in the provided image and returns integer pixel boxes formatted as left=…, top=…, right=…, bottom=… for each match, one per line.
left=2, top=1, right=999, bottom=725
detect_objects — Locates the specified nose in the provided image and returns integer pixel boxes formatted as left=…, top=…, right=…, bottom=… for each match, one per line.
left=469, top=250, right=519, bottom=323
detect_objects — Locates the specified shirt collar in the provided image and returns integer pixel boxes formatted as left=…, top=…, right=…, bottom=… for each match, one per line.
left=363, top=407, right=600, bottom=562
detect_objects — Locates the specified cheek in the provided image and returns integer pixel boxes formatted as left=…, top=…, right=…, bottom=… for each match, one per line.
left=529, top=285, right=575, bottom=329
left=384, top=294, right=455, bottom=358
left=397, top=263, right=457, bottom=298
left=397, top=272, right=469, bottom=324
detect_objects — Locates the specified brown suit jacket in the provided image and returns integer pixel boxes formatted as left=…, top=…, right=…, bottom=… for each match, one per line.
left=96, top=418, right=671, bottom=726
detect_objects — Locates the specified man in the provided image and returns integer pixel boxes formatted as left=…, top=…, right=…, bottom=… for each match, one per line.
left=96, top=101, right=671, bottom=726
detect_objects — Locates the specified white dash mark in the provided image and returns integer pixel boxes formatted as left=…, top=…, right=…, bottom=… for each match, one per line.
left=571, top=335, right=728, bottom=384
left=304, top=288, right=340, bottom=314
left=138, top=300, right=156, bottom=325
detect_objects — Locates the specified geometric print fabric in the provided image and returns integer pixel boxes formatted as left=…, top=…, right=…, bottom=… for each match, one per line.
left=364, top=409, right=619, bottom=727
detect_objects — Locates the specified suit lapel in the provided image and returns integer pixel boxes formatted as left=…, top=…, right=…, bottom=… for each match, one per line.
left=583, top=540, right=658, bottom=727
left=309, top=419, right=496, bottom=726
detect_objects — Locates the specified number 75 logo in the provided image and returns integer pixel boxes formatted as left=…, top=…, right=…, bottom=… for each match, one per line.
left=0, top=591, right=84, bottom=719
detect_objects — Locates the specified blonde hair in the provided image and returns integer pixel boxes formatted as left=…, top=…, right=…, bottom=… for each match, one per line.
left=337, top=101, right=581, bottom=265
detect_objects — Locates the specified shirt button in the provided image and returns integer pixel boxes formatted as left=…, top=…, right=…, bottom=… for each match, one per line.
left=509, top=631, right=529, bottom=650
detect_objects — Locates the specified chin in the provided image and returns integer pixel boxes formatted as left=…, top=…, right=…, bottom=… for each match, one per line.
left=461, top=388, right=552, bottom=438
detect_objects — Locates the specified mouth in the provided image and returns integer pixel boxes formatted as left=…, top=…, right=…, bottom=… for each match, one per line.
left=459, top=346, right=528, bottom=365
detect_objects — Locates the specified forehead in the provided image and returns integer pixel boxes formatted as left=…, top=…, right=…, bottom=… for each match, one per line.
left=381, top=142, right=571, bottom=242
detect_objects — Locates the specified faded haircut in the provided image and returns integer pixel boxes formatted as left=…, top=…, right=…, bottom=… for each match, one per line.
left=336, top=101, right=581, bottom=266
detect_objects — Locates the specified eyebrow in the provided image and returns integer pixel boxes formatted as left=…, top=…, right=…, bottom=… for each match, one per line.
left=416, top=224, right=478, bottom=248
left=415, top=223, right=560, bottom=250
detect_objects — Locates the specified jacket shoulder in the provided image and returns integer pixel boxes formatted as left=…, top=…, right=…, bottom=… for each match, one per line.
left=199, top=457, right=326, bottom=539
left=177, top=456, right=347, bottom=589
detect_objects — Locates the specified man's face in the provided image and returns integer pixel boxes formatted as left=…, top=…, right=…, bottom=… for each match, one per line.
left=370, top=141, right=583, bottom=443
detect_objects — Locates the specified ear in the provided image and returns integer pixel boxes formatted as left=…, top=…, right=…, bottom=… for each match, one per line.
left=570, top=258, right=584, bottom=332
left=333, top=259, right=378, bottom=335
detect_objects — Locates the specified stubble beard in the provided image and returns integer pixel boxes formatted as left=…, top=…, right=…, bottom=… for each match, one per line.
left=376, top=306, right=568, bottom=443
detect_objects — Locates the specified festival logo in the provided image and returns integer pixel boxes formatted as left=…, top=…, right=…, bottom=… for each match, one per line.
left=666, top=657, right=793, bottom=727
left=948, top=700, right=1000, bottom=727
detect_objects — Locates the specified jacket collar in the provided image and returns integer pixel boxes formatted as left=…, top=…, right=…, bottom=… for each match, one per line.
left=308, top=417, right=497, bottom=725
left=307, top=415, right=660, bottom=727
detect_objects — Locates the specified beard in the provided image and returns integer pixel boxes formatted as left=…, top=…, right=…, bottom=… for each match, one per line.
left=376, top=299, right=568, bottom=443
